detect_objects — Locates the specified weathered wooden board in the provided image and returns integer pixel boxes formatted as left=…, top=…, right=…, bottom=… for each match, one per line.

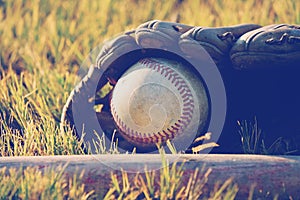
left=0, top=154, right=299, bottom=198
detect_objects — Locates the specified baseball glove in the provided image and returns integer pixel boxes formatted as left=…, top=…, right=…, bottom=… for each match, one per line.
left=60, top=20, right=260, bottom=153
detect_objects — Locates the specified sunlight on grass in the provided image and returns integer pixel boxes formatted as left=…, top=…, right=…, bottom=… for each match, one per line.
left=104, top=147, right=239, bottom=200
left=0, top=164, right=94, bottom=199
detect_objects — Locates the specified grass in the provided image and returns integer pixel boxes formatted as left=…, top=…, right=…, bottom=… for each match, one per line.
left=103, top=148, right=239, bottom=200
left=0, top=0, right=300, bottom=199
left=238, top=117, right=298, bottom=155
left=0, top=164, right=94, bottom=199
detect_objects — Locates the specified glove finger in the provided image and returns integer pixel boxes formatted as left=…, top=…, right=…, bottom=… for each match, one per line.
left=60, top=65, right=102, bottom=141
left=179, top=24, right=261, bottom=64
left=137, top=20, right=193, bottom=34
left=230, top=24, right=300, bottom=69
left=136, top=20, right=193, bottom=49
left=96, top=32, right=140, bottom=89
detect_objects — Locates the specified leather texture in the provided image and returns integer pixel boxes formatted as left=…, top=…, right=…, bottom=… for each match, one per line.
left=231, top=24, right=300, bottom=69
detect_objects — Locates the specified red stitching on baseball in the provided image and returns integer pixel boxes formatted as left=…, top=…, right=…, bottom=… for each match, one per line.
left=111, top=58, right=195, bottom=145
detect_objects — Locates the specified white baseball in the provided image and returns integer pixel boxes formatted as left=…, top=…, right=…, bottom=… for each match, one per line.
left=110, top=57, right=209, bottom=149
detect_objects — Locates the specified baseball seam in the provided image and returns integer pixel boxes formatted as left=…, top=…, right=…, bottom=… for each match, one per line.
left=111, top=58, right=195, bottom=145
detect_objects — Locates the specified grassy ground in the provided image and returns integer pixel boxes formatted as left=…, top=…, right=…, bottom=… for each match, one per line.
left=0, top=0, right=299, bottom=199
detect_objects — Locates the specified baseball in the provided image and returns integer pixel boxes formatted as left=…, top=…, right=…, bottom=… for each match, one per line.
left=110, top=57, right=209, bottom=150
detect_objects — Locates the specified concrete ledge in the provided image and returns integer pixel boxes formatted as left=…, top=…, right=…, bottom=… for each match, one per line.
left=0, top=154, right=299, bottom=198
